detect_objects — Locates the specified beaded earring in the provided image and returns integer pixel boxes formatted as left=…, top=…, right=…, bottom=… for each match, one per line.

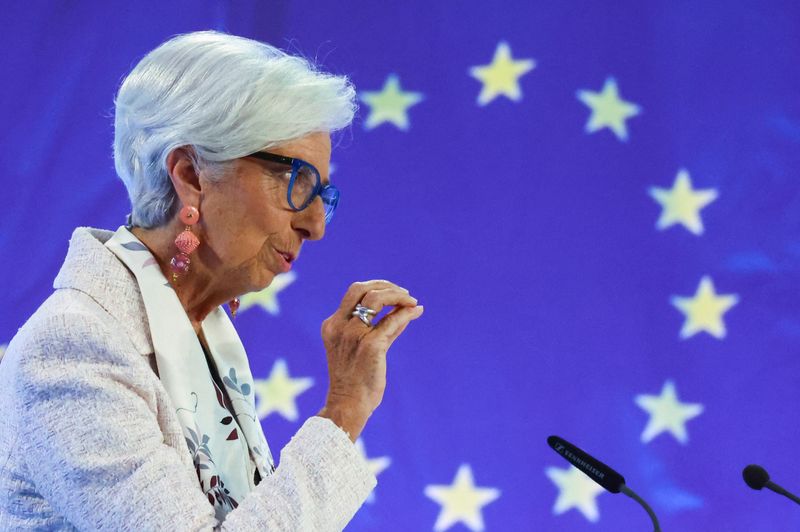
left=170, top=205, right=200, bottom=281
left=170, top=205, right=241, bottom=319
left=229, top=298, right=240, bottom=319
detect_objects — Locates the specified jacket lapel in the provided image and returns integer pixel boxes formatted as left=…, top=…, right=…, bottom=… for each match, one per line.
left=53, top=227, right=154, bottom=357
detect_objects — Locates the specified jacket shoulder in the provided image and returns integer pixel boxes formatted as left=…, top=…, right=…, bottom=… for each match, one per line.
left=6, top=288, right=150, bottom=371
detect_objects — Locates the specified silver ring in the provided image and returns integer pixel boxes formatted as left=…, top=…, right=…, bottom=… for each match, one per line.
left=351, top=303, right=377, bottom=326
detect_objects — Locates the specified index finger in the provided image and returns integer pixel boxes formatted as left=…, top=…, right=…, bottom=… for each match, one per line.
left=337, top=280, right=409, bottom=316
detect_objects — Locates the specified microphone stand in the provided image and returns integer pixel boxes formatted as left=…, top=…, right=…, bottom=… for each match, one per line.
left=620, top=484, right=661, bottom=532
left=766, top=481, right=800, bottom=506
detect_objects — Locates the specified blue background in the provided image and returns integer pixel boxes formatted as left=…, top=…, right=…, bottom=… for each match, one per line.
left=2, top=1, right=800, bottom=530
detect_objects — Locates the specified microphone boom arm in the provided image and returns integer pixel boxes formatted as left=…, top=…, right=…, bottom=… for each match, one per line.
left=766, top=480, right=800, bottom=506
left=620, top=484, right=662, bottom=532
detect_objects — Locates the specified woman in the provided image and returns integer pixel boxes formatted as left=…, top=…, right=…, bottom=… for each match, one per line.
left=0, top=31, right=423, bottom=530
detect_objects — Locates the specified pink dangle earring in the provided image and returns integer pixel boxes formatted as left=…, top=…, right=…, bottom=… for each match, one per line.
left=170, top=205, right=200, bottom=281
left=228, top=298, right=240, bottom=319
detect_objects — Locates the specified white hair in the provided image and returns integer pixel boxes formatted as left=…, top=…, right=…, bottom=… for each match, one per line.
left=113, top=30, right=357, bottom=228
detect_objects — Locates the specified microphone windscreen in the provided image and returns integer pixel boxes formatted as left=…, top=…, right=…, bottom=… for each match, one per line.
left=743, top=464, right=770, bottom=490
left=547, top=435, right=626, bottom=493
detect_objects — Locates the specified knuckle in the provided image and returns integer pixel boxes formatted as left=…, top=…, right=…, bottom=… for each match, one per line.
left=367, top=279, right=395, bottom=291
left=348, top=281, right=365, bottom=292
left=321, top=318, right=338, bottom=337
left=386, top=281, right=408, bottom=293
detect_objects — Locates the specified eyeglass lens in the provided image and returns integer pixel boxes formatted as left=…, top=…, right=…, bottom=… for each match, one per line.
left=290, top=165, right=317, bottom=209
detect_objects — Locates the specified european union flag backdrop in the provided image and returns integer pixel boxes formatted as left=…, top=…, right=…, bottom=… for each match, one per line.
left=3, top=2, right=800, bottom=530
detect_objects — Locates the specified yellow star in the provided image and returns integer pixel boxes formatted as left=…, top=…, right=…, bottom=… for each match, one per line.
left=546, top=465, right=605, bottom=522
left=360, top=74, right=423, bottom=130
left=577, top=77, right=641, bottom=141
left=252, top=359, right=313, bottom=421
left=355, top=438, right=391, bottom=504
left=649, top=169, right=718, bottom=235
left=425, top=464, right=500, bottom=531
left=469, top=41, right=535, bottom=106
left=635, top=380, right=704, bottom=444
left=671, top=276, right=739, bottom=339
left=238, top=271, right=296, bottom=316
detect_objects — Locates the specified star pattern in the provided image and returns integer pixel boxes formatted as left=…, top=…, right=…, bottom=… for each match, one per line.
left=546, top=465, right=605, bottom=522
left=577, top=77, right=641, bottom=141
left=425, top=464, right=500, bottom=531
left=252, top=359, right=313, bottom=421
left=671, top=276, right=739, bottom=339
left=13, top=14, right=791, bottom=531
left=360, top=74, right=423, bottom=130
left=469, top=42, right=535, bottom=106
left=238, top=271, right=297, bottom=316
left=355, top=438, right=391, bottom=503
left=636, top=380, right=704, bottom=444
left=649, top=169, right=718, bottom=235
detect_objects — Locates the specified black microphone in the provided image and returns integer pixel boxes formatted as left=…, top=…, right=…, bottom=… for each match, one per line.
left=742, top=464, right=800, bottom=506
left=548, top=435, right=661, bottom=532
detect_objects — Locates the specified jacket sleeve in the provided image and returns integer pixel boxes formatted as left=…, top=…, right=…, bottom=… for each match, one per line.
left=16, top=301, right=376, bottom=531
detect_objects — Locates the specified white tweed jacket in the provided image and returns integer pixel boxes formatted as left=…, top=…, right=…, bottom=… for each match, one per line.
left=0, top=227, right=376, bottom=531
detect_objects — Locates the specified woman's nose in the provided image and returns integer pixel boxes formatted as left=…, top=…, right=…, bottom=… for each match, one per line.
left=292, top=196, right=326, bottom=240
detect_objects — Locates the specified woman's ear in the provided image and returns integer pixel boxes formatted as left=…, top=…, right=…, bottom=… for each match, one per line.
left=166, top=146, right=202, bottom=208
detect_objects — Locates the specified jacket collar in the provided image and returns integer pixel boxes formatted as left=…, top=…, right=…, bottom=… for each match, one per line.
left=53, top=227, right=154, bottom=356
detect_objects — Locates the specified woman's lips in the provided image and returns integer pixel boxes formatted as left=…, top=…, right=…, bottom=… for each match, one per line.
left=273, top=248, right=294, bottom=272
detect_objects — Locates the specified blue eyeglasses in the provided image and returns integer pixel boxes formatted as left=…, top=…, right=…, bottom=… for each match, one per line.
left=246, top=151, right=339, bottom=224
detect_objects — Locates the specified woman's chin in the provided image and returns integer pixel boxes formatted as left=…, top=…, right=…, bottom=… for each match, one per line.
left=254, top=269, right=277, bottom=291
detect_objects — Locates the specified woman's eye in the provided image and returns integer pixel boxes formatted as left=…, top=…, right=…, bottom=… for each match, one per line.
left=268, top=169, right=292, bottom=182
left=260, top=161, right=293, bottom=182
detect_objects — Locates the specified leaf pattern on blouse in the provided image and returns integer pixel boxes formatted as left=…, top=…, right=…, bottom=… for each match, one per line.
left=222, top=367, right=257, bottom=422
left=185, top=416, right=240, bottom=513
left=120, top=241, right=148, bottom=251
left=221, top=367, right=275, bottom=475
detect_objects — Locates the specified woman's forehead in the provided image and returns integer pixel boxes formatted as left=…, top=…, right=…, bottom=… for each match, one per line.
left=271, top=132, right=331, bottom=178
left=271, top=132, right=330, bottom=159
